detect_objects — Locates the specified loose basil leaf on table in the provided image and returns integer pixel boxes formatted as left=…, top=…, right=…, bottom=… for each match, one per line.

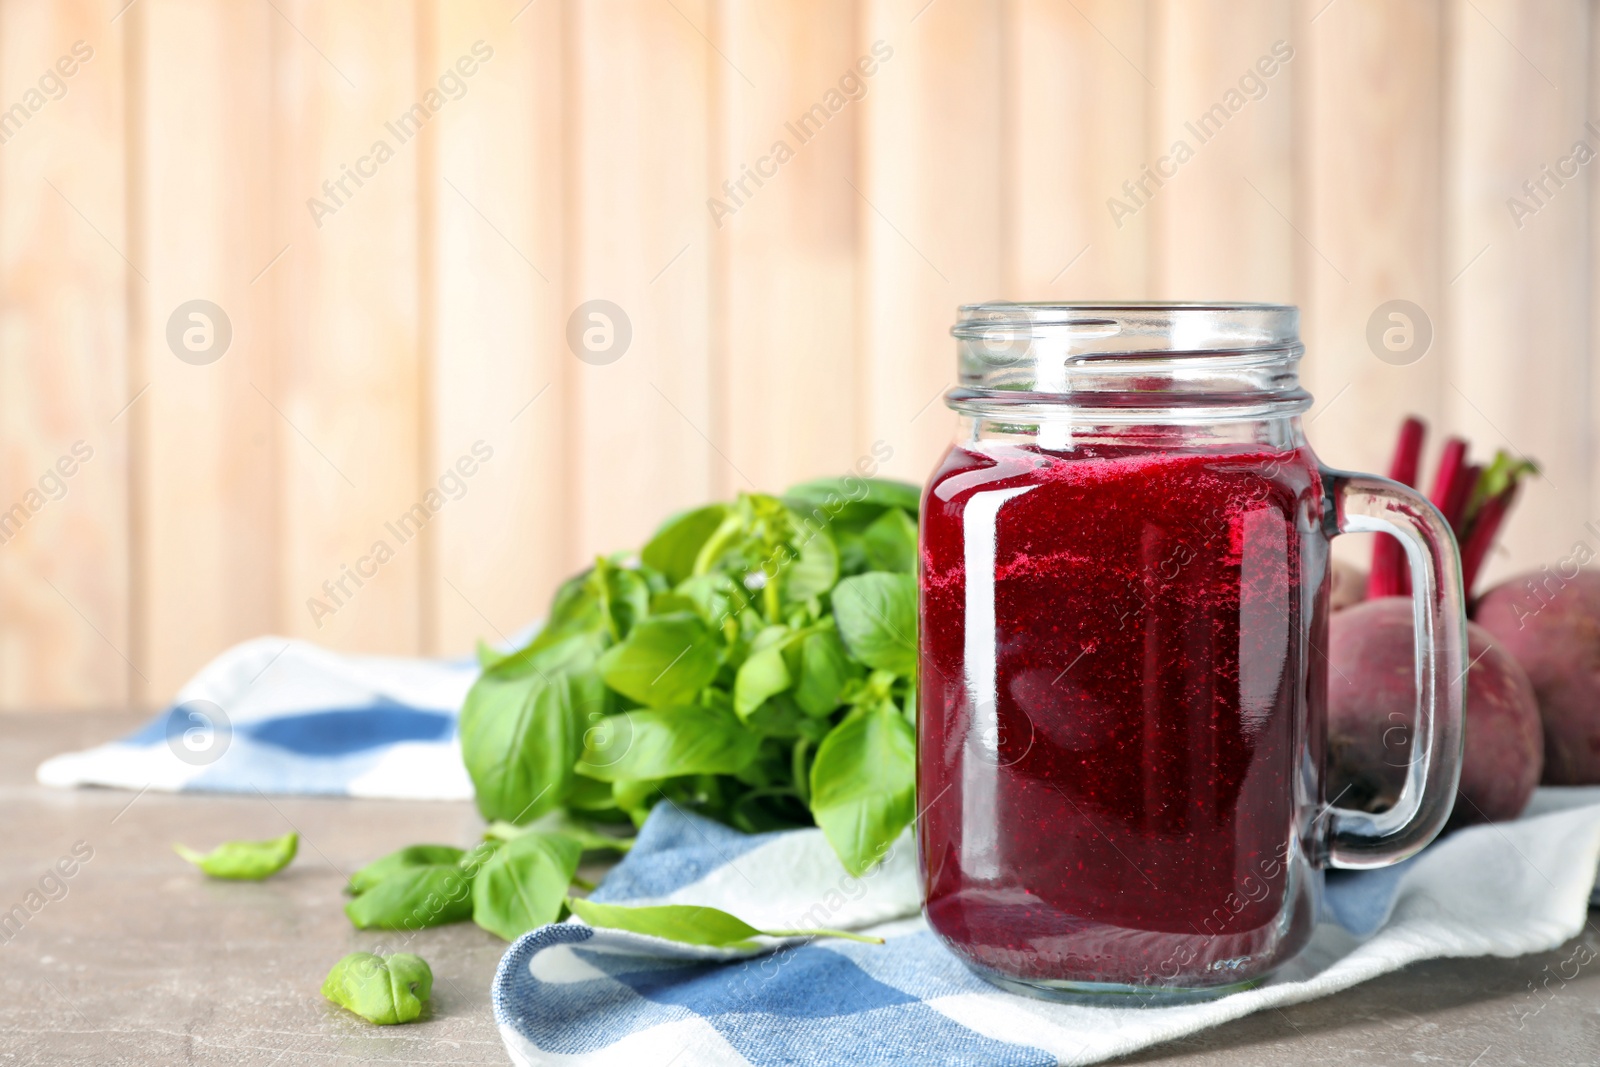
left=596, top=612, right=720, bottom=708
left=566, top=897, right=883, bottom=947
left=346, top=844, right=466, bottom=896
left=831, top=572, right=918, bottom=676
left=344, top=864, right=473, bottom=930
left=173, top=831, right=298, bottom=880
left=809, top=701, right=916, bottom=876
left=322, top=952, right=432, bottom=1026
left=471, top=832, right=583, bottom=941
left=578, top=705, right=762, bottom=782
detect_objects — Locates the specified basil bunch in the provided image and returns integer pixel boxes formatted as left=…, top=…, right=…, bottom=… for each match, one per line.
left=341, top=476, right=921, bottom=947
left=464, top=476, right=920, bottom=878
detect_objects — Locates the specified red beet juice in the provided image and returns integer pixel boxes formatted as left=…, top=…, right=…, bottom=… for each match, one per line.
left=918, top=437, right=1328, bottom=992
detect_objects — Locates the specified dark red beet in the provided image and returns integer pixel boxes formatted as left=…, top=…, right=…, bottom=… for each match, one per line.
left=1327, top=597, right=1542, bottom=829
left=1475, top=569, right=1600, bottom=784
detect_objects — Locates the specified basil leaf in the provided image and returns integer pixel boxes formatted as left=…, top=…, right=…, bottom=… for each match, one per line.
left=832, top=572, right=917, bottom=675
left=322, top=952, right=432, bottom=1025
left=471, top=832, right=582, bottom=941
left=809, top=703, right=915, bottom=876
left=862, top=508, right=918, bottom=574
left=347, top=845, right=466, bottom=896
left=577, top=705, right=761, bottom=782
left=744, top=691, right=831, bottom=741
left=604, top=564, right=653, bottom=639
left=567, top=897, right=882, bottom=947
left=783, top=476, right=921, bottom=515
left=642, top=504, right=730, bottom=584
left=564, top=774, right=620, bottom=812
left=460, top=668, right=594, bottom=824
left=668, top=572, right=745, bottom=629
left=344, top=864, right=474, bottom=930
left=780, top=522, right=839, bottom=605
left=794, top=629, right=855, bottom=716
left=733, top=627, right=794, bottom=719
left=597, top=612, right=720, bottom=707
left=173, top=831, right=297, bottom=880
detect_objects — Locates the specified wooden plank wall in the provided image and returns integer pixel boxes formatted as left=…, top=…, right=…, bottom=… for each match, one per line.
left=0, top=0, right=1593, bottom=709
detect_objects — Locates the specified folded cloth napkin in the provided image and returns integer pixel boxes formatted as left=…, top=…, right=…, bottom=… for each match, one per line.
left=36, top=636, right=478, bottom=798
left=37, top=636, right=1600, bottom=1064
left=495, top=798, right=1600, bottom=1067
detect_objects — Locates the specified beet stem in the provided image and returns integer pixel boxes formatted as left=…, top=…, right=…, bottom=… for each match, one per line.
left=1427, top=438, right=1470, bottom=530
left=1368, top=416, right=1427, bottom=600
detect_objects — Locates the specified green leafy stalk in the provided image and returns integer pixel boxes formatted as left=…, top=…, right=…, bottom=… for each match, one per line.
left=174, top=831, right=298, bottom=880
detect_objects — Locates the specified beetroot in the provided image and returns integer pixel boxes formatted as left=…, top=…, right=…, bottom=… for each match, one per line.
left=1329, top=558, right=1366, bottom=611
left=1327, top=597, right=1542, bottom=830
left=1475, top=569, right=1600, bottom=784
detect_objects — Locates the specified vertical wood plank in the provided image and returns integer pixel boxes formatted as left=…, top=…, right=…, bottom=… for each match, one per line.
left=274, top=0, right=426, bottom=652
left=428, top=0, right=568, bottom=653
left=131, top=0, right=279, bottom=700
left=1003, top=0, right=1150, bottom=299
left=1297, top=0, right=1444, bottom=477
left=858, top=0, right=1004, bottom=484
left=0, top=0, right=131, bottom=708
left=567, top=0, right=715, bottom=563
left=1445, top=0, right=1589, bottom=584
left=715, top=0, right=861, bottom=491
left=1147, top=0, right=1296, bottom=301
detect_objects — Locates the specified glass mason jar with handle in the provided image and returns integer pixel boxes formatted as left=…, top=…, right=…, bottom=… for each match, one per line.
left=917, top=303, right=1465, bottom=1002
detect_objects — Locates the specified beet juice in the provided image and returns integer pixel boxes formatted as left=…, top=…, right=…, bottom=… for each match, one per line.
left=919, top=437, right=1327, bottom=993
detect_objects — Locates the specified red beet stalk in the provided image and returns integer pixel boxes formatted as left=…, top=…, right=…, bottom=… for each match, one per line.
left=1460, top=480, right=1518, bottom=599
left=1427, top=438, right=1471, bottom=529
left=1368, top=416, right=1427, bottom=599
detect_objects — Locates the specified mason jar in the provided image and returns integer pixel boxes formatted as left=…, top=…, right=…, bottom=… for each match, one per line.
left=916, top=303, right=1466, bottom=1001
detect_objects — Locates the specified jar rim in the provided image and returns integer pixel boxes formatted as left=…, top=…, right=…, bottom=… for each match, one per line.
left=948, top=302, right=1309, bottom=420
left=952, top=302, right=1299, bottom=354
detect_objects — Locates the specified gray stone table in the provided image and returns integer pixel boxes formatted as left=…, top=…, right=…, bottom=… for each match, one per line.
left=2, top=712, right=1597, bottom=1065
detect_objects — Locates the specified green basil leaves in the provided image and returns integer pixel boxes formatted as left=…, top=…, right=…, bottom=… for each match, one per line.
left=577, top=705, right=761, bottom=782
left=832, top=573, right=918, bottom=676
left=471, top=833, right=582, bottom=941
left=451, top=477, right=921, bottom=876
left=322, top=952, right=432, bottom=1025
left=597, top=613, right=720, bottom=707
left=173, top=831, right=298, bottom=880
left=810, top=702, right=917, bottom=876
left=346, top=844, right=465, bottom=896
left=344, top=863, right=474, bottom=930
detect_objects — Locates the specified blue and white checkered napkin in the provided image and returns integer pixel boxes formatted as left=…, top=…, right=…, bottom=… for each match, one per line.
left=496, top=797, right=1600, bottom=1067
left=36, top=636, right=480, bottom=798
left=34, top=635, right=1600, bottom=1064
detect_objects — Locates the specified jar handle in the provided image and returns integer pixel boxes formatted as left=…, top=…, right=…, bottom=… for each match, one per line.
left=1321, top=469, right=1467, bottom=869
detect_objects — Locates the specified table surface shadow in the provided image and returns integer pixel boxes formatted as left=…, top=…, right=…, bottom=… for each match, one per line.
left=2, top=711, right=1596, bottom=1066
